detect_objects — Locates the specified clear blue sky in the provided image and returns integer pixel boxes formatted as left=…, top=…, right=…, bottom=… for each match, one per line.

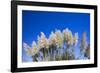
left=22, top=10, right=90, bottom=62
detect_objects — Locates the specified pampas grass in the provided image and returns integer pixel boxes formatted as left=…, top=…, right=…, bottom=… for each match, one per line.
left=23, top=28, right=90, bottom=62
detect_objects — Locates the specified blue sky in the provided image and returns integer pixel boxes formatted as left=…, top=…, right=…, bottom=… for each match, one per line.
left=22, top=10, right=90, bottom=62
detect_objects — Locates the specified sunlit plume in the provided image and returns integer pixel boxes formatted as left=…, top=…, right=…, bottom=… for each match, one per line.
left=23, top=43, right=33, bottom=56
left=38, top=32, right=49, bottom=49
left=73, top=32, right=78, bottom=46
left=32, top=41, right=39, bottom=56
left=49, top=31, right=57, bottom=46
left=63, top=28, right=73, bottom=47
left=55, top=29, right=63, bottom=48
